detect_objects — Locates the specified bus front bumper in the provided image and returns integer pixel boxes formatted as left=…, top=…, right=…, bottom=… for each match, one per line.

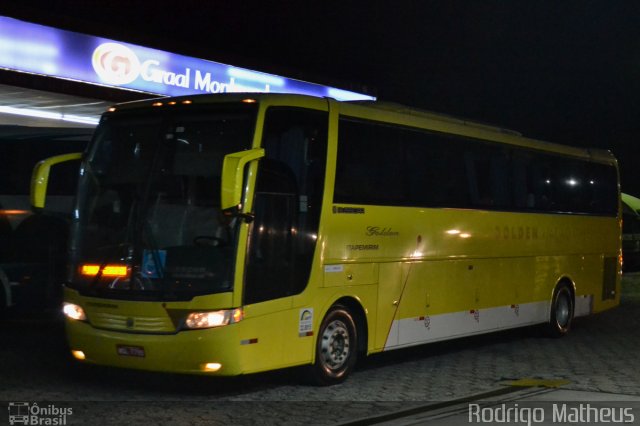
left=65, top=318, right=243, bottom=375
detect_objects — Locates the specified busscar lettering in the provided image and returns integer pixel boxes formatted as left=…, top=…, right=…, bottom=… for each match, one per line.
left=333, top=206, right=365, bottom=214
left=347, top=244, right=379, bottom=251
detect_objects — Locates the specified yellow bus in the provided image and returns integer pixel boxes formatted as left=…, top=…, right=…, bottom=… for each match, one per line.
left=31, top=94, right=621, bottom=385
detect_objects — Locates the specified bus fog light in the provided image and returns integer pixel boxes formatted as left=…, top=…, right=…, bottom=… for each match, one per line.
left=202, top=362, right=222, bottom=372
left=185, top=308, right=243, bottom=330
left=63, top=303, right=87, bottom=321
left=71, top=350, right=86, bottom=360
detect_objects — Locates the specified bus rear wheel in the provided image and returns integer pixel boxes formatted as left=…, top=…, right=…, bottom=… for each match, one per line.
left=309, top=305, right=358, bottom=386
left=546, top=284, right=574, bottom=337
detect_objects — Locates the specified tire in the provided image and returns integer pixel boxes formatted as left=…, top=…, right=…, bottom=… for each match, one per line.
left=545, top=284, right=574, bottom=337
left=309, top=305, right=358, bottom=386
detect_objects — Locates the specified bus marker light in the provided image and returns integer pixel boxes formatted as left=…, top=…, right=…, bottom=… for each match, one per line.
left=71, top=350, right=86, bottom=360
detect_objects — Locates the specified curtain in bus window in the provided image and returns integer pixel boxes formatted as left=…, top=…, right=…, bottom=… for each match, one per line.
left=463, top=144, right=512, bottom=209
left=335, top=119, right=406, bottom=206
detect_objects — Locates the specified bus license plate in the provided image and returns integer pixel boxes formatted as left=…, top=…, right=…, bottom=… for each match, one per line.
left=116, top=345, right=145, bottom=358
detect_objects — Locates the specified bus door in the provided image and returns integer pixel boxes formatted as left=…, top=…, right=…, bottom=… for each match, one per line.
left=241, top=106, right=328, bottom=367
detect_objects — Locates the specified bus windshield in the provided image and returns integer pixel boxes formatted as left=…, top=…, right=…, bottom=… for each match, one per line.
left=69, top=103, right=257, bottom=300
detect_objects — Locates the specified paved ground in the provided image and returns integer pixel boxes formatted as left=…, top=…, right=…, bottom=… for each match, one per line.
left=1, top=274, right=639, bottom=425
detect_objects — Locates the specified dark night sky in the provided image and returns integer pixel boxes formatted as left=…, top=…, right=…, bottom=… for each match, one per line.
left=3, top=1, right=640, bottom=192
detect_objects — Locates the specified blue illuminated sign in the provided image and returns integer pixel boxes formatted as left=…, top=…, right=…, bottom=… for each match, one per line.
left=0, top=16, right=375, bottom=101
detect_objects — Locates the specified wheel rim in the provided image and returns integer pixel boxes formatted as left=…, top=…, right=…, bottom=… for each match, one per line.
left=556, top=291, right=571, bottom=328
left=319, top=319, right=351, bottom=371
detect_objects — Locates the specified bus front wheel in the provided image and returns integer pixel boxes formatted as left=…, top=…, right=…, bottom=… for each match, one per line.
left=309, top=305, right=358, bottom=386
left=546, top=284, right=574, bottom=337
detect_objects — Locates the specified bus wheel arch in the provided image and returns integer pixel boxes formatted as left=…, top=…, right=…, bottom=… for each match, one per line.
left=309, top=297, right=367, bottom=385
left=546, top=278, right=575, bottom=337
left=333, top=296, right=368, bottom=355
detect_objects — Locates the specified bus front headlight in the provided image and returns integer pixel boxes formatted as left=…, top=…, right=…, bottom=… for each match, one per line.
left=63, top=302, right=87, bottom=321
left=184, top=308, right=243, bottom=330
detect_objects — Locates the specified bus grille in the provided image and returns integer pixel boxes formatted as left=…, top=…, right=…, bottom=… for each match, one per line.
left=90, top=312, right=175, bottom=333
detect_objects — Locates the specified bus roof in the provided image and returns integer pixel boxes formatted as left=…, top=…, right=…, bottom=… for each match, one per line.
left=105, top=93, right=617, bottom=166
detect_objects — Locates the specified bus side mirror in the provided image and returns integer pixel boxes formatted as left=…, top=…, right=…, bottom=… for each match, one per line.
left=31, top=153, right=83, bottom=210
left=221, top=148, right=265, bottom=211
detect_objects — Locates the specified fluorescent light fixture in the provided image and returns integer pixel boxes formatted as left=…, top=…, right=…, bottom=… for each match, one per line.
left=227, top=67, right=285, bottom=86
left=0, top=105, right=99, bottom=125
left=328, top=87, right=376, bottom=101
left=0, top=37, right=59, bottom=57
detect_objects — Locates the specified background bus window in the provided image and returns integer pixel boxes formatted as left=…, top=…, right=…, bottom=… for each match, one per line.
left=0, top=126, right=90, bottom=310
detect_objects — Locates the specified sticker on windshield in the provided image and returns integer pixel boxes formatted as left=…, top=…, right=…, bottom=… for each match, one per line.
left=299, top=308, right=314, bottom=337
left=142, top=249, right=167, bottom=278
